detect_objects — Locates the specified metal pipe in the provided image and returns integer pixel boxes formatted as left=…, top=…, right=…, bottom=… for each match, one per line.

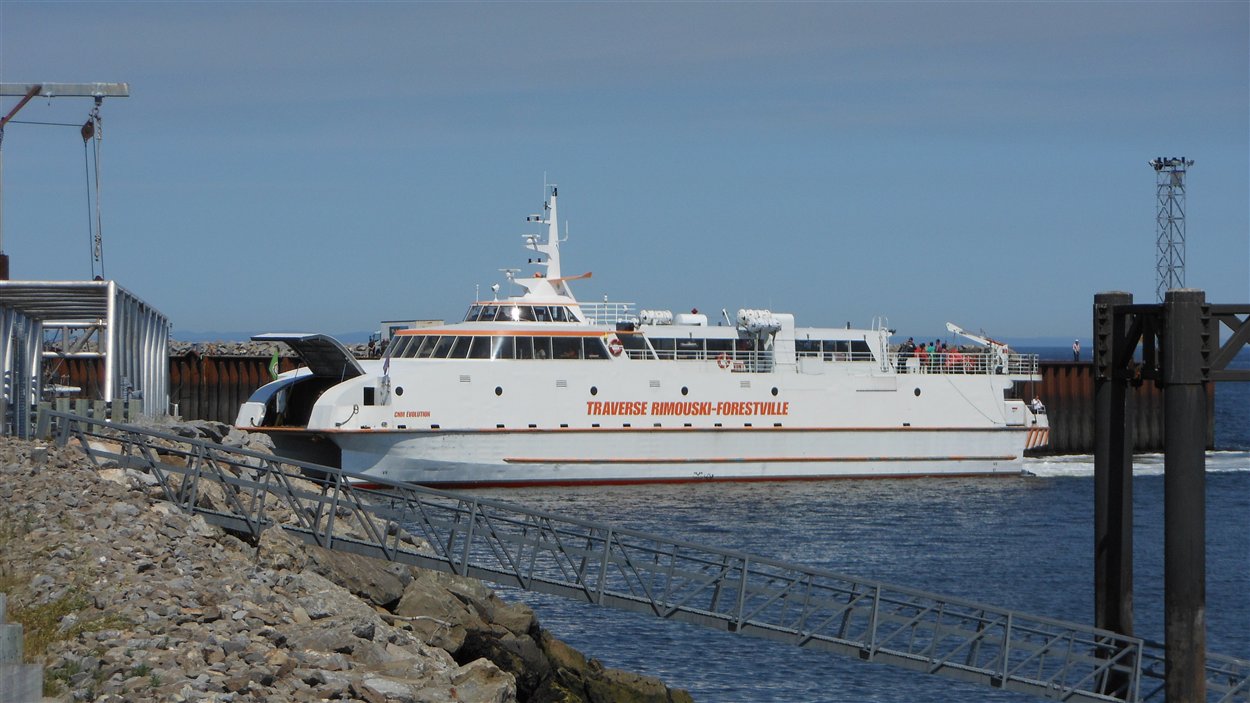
left=103, top=281, right=116, bottom=401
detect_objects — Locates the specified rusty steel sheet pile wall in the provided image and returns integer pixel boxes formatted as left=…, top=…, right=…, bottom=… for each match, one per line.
left=44, top=357, right=104, bottom=401
left=54, top=356, right=1214, bottom=453
left=1020, top=362, right=1212, bottom=454
left=167, top=354, right=296, bottom=424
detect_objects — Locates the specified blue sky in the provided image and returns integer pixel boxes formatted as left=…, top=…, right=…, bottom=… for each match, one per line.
left=1, top=1, right=1246, bottom=343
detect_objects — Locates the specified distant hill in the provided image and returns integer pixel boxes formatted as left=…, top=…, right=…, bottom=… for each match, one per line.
left=174, top=330, right=374, bottom=344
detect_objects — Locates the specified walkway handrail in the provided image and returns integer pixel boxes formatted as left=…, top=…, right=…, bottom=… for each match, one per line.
left=43, top=410, right=1247, bottom=702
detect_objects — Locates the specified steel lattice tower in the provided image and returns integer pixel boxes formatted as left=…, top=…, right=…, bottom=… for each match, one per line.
left=1150, top=156, right=1194, bottom=302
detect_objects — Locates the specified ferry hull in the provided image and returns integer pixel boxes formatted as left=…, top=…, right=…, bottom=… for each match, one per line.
left=332, top=425, right=1042, bottom=488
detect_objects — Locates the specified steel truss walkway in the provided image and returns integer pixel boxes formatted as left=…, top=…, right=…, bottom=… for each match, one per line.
left=43, top=411, right=1249, bottom=702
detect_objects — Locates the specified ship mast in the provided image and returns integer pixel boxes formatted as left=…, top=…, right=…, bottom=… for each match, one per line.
left=524, top=185, right=563, bottom=279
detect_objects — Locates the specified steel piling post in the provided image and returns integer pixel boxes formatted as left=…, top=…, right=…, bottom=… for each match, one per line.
left=1161, top=289, right=1207, bottom=703
left=1094, top=291, right=1135, bottom=699
left=1094, top=292, right=1135, bottom=645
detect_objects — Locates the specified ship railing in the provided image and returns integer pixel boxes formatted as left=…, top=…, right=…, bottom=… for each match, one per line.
left=578, top=301, right=637, bottom=325
left=890, top=352, right=1040, bottom=376
left=795, top=350, right=889, bottom=364
left=626, top=348, right=777, bottom=373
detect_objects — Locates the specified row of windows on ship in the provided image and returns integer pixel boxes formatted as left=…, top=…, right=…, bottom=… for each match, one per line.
left=464, top=304, right=577, bottom=323
left=386, top=333, right=873, bottom=361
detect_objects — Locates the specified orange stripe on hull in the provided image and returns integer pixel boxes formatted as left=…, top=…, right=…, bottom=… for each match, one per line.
left=502, top=455, right=1017, bottom=465
left=353, top=471, right=1021, bottom=491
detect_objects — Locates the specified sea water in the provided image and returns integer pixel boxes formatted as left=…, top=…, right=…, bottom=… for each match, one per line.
left=480, top=349, right=1250, bottom=702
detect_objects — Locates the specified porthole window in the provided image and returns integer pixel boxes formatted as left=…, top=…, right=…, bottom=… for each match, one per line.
left=914, top=388, right=921, bottom=397
left=681, top=386, right=689, bottom=396
left=396, top=387, right=404, bottom=396
left=771, top=387, right=778, bottom=396
left=495, top=386, right=503, bottom=396
left=590, top=386, right=598, bottom=396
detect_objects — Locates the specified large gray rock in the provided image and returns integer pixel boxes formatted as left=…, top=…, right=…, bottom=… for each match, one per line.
left=393, top=572, right=487, bottom=653
left=306, top=544, right=410, bottom=609
left=456, top=629, right=551, bottom=699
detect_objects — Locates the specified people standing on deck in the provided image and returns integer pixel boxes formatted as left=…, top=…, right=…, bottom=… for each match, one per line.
left=915, top=342, right=929, bottom=372
left=897, top=337, right=916, bottom=373
left=944, top=345, right=959, bottom=372
left=1072, top=339, right=1081, bottom=361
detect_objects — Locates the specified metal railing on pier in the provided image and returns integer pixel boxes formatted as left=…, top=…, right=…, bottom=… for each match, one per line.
left=43, top=411, right=1248, bottom=703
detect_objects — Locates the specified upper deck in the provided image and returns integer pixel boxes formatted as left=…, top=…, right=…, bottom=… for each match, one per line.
left=391, top=185, right=1040, bottom=378
left=386, top=322, right=1038, bottom=376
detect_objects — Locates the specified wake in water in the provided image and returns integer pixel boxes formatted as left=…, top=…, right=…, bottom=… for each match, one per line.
left=1025, top=450, right=1250, bottom=477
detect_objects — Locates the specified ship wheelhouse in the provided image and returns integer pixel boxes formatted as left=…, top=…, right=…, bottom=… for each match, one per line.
left=463, top=303, right=580, bottom=323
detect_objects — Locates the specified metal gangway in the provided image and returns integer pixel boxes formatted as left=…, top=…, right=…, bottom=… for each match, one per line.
left=42, top=410, right=1249, bottom=703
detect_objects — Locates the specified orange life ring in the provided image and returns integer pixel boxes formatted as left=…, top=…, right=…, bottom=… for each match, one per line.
left=608, top=338, right=624, bottom=357
left=716, top=353, right=731, bottom=369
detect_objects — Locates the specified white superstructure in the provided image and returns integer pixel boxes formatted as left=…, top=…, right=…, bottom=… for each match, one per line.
left=236, top=185, right=1048, bottom=488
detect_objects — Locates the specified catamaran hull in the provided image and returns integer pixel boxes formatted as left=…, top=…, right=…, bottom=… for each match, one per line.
left=330, top=425, right=1047, bottom=488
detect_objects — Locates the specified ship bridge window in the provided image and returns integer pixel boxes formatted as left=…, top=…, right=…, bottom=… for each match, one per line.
left=512, top=336, right=552, bottom=359
left=551, top=306, right=571, bottom=322
left=433, top=336, right=458, bottom=358
left=467, top=337, right=492, bottom=359
left=676, top=339, right=702, bottom=360
left=552, top=336, right=579, bottom=359
left=464, top=305, right=484, bottom=322
left=449, top=337, right=475, bottom=358
left=480, top=305, right=499, bottom=322
left=492, top=336, right=514, bottom=359
left=486, top=335, right=611, bottom=360
left=820, top=339, right=874, bottom=361
left=389, top=336, right=416, bottom=359
left=533, top=306, right=551, bottom=322
left=617, top=332, right=654, bottom=359
left=513, top=336, right=533, bottom=359
left=796, top=340, right=821, bottom=357
left=583, top=338, right=609, bottom=359
left=413, top=336, right=438, bottom=358
left=705, top=339, right=734, bottom=355
left=534, top=336, right=552, bottom=358
left=650, top=338, right=676, bottom=360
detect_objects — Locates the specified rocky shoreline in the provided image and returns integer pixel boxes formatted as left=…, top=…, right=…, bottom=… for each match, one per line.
left=0, top=431, right=693, bottom=703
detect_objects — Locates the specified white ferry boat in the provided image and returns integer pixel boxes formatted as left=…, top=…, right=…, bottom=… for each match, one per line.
left=236, top=185, right=1048, bottom=488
